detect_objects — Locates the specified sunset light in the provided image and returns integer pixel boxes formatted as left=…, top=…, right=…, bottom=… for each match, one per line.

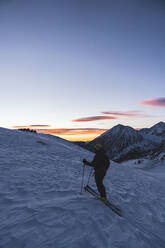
left=0, top=0, right=164, bottom=141
left=1, top=1, right=165, bottom=246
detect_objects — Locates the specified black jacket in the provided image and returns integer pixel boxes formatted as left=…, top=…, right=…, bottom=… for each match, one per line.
left=85, top=149, right=110, bottom=172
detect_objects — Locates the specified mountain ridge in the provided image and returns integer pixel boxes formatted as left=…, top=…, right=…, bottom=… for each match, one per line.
left=86, top=122, right=165, bottom=162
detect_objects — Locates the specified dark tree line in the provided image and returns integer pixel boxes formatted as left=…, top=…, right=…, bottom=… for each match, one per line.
left=18, top=128, right=37, bottom=133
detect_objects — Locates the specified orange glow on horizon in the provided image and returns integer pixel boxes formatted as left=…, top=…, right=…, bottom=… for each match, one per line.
left=12, top=126, right=107, bottom=141
left=37, top=129, right=106, bottom=142
left=48, top=133, right=102, bottom=142
left=37, top=128, right=106, bottom=141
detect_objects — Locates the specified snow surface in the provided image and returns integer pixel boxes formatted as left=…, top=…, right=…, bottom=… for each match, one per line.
left=1, top=128, right=165, bottom=248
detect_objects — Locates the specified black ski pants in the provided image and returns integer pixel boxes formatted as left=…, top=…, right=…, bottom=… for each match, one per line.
left=95, top=169, right=107, bottom=198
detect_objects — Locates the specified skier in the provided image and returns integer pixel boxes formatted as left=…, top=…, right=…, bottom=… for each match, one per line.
left=83, top=144, right=110, bottom=203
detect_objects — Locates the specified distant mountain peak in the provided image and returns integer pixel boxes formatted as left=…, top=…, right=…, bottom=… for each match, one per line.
left=152, top=122, right=165, bottom=128
left=112, top=124, right=131, bottom=129
left=103, top=124, right=134, bottom=136
left=87, top=122, right=165, bottom=161
left=87, top=123, right=143, bottom=158
left=149, top=122, right=165, bottom=136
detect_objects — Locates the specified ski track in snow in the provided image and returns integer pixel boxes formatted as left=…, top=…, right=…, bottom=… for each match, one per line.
left=0, top=128, right=165, bottom=248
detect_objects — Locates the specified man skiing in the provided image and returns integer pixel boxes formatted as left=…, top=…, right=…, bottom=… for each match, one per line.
left=83, top=144, right=110, bottom=203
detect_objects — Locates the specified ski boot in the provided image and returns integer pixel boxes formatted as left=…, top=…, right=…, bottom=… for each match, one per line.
left=100, top=197, right=108, bottom=204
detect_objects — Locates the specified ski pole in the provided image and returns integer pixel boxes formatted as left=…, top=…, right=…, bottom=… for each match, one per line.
left=80, top=162, right=85, bottom=194
left=87, top=167, right=93, bottom=186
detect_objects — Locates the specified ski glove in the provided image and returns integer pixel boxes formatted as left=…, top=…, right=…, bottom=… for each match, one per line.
left=83, top=159, right=88, bottom=165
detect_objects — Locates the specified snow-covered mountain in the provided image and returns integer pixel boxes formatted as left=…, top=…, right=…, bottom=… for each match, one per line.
left=1, top=127, right=165, bottom=247
left=140, top=122, right=165, bottom=137
left=86, top=122, right=165, bottom=162
left=87, top=124, right=143, bottom=158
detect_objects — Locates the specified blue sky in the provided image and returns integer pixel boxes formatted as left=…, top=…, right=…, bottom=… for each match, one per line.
left=0, top=0, right=165, bottom=140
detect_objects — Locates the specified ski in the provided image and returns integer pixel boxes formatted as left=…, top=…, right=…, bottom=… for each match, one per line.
left=84, top=185, right=122, bottom=217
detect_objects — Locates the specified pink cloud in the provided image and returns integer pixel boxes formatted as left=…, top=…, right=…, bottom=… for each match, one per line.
left=102, top=110, right=148, bottom=118
left=140, top=98, right=165, bottom=107
left=72, top=116, right=118, bottom=122
left=29, top=125, right=51, bottom=127
left=13, top=125, right=51, bottom=129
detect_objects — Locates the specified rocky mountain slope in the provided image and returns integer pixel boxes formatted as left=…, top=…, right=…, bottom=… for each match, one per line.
left=86, top=122, right=165, bottom=162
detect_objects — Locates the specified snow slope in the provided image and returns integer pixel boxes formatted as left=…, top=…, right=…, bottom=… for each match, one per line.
left=1, top=128, right=165, bottom=248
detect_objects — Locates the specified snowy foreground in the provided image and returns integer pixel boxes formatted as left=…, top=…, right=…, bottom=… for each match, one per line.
left=0, top=128, right=165, bottom=248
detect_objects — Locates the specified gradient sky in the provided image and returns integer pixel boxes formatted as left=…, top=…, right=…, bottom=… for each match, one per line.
left=0, top=0, right=165, bottom=141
